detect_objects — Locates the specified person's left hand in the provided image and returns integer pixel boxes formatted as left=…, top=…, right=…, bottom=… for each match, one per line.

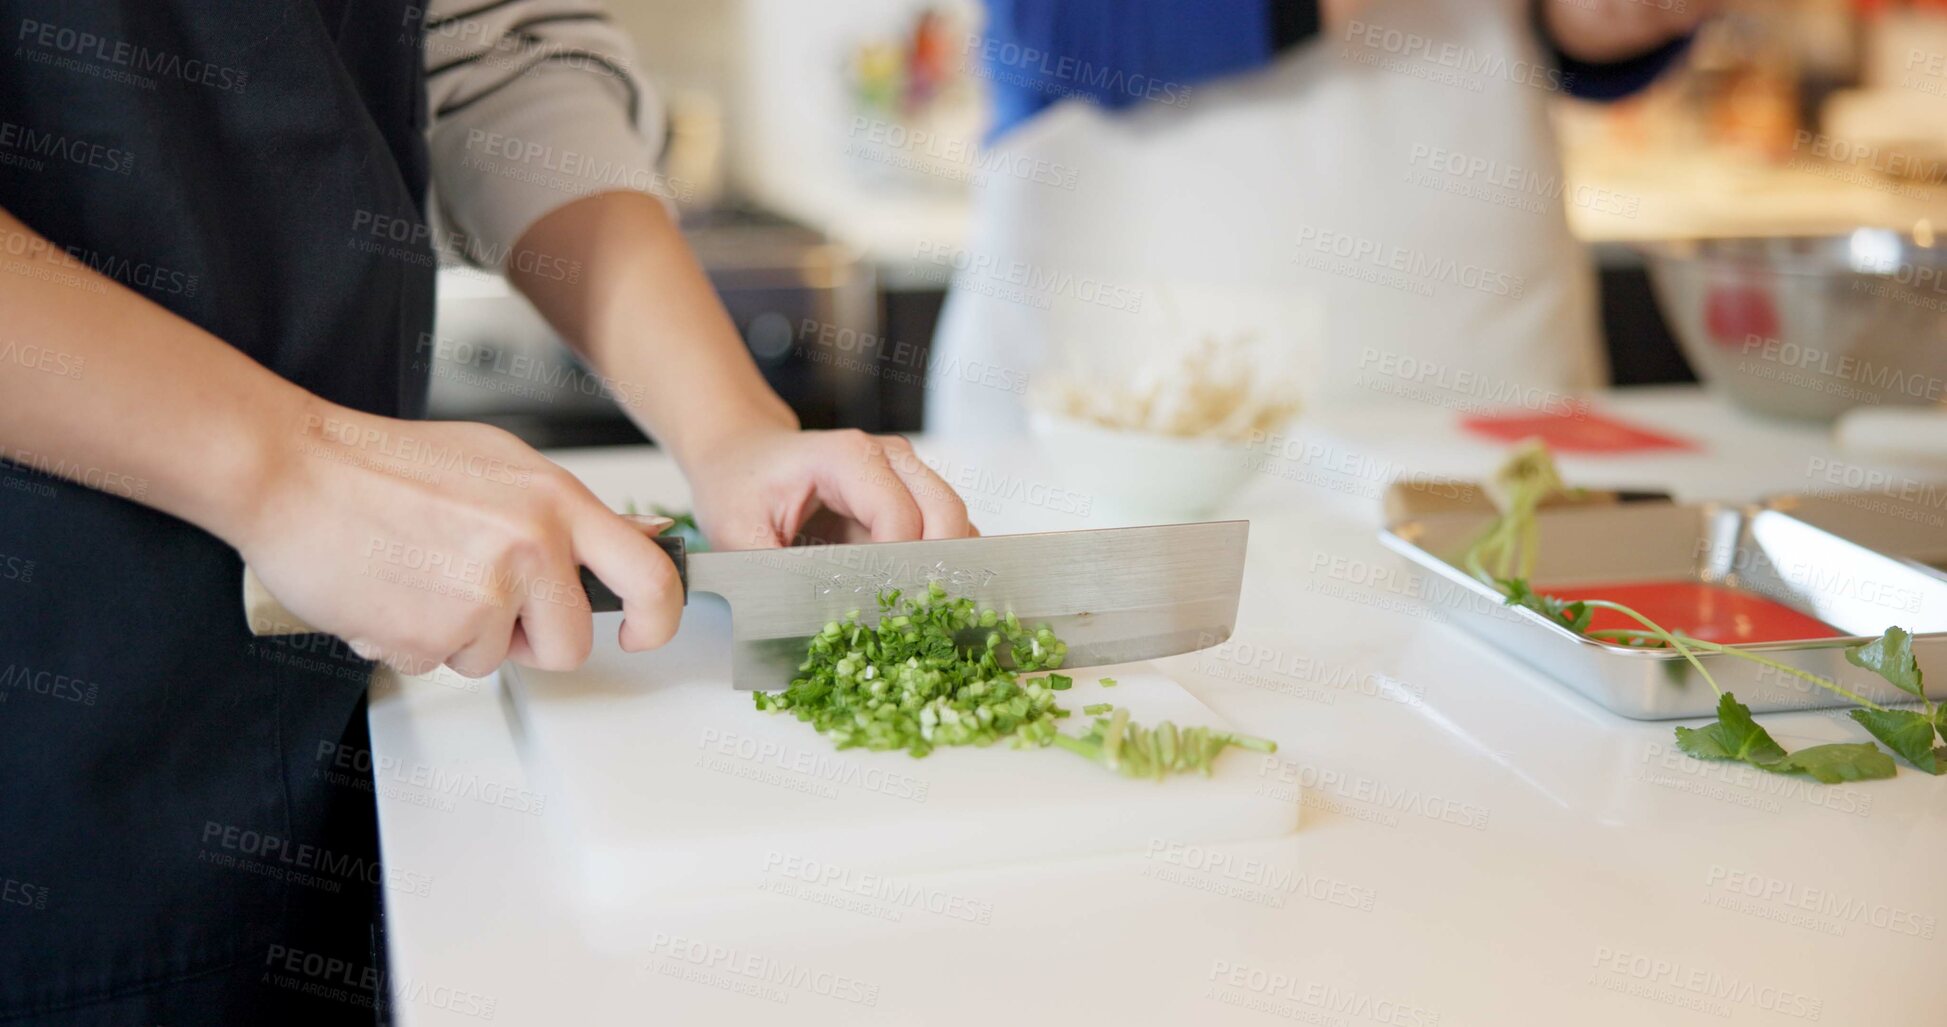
left=684, top=426, right=975, bottom=550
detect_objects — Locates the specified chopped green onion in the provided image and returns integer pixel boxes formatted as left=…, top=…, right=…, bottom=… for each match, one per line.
left=752, top=587, right=1073, bottom=753
left=753, top=583, right=1275, bottom=781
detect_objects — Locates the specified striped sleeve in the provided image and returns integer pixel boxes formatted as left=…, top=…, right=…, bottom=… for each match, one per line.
left=422, top=0, right=668, bottom=268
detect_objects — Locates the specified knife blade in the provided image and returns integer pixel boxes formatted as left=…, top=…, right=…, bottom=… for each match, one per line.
left=581, top=520, right=1249, bottom=690
left=245, top=520, right=1248, bottom=691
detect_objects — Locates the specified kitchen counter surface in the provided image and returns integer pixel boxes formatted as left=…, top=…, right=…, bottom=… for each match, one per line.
left=370, top=387, right=1947, bottom=1025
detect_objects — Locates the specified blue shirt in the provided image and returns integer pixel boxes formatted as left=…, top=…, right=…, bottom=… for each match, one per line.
left=979, top=0, right=1689, bottom=140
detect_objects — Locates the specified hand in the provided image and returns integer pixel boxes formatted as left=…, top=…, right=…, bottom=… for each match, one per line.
left=235, top=400, right=683, bottom=677
left=1541, top=0, right=1718, bottom=66
left=685, top=426, right=975, bottom=551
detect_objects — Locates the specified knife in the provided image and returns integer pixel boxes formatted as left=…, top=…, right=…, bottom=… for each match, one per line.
left=243, top=520, right=1249, bottom=691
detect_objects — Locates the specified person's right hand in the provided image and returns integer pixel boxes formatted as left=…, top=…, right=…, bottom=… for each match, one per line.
left=233, top=400, right=683, bottom=677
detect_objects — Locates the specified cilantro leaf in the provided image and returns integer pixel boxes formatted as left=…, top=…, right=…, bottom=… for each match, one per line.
left=1675, top=694, right=1791, bottom=765
left=1675, top=695, right=1898, bottom=782
left=1848, top=708, right=1944, bottom=774
left=1845, top=627, right=1924, bottom=700
left=1498, top=578, right=1592, bottom=634
left=1773, top=743, right=1897, bottom=784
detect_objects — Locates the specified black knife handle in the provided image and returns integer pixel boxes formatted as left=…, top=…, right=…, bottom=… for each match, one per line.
left=580, top=534, right=687, bottom=613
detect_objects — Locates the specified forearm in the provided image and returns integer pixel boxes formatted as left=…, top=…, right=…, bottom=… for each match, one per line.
left=0, top=207, right=304, bottom=544
left=504, top=190, right=796, bottom=474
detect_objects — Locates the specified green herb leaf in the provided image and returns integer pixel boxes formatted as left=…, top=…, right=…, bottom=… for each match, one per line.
left=1099, top=677, right=1118, bottom=688
left=1848, top=708, right=1943, bottom=774
left=1844, top=627, right=1923, bottom=699
left=1676, top=696, right=1897, bottom=782
left=1498, top=578, right=1593, bottom=634
left=1674, top=693, right=1789, bottom=765
left=1773, top=743, right=1897, bottom=784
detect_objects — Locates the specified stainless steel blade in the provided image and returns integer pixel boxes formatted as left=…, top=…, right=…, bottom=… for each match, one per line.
left=685, top=521, right=1249, bottom=690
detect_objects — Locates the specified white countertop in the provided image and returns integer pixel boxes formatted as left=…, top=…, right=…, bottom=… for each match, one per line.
left=370, top=387, right=1947, bottom=1026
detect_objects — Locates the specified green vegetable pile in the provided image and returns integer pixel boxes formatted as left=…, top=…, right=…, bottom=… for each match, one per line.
left=753, top=581, right=1275, bottom=775
left=753, top=582, right=1069, bottom=756
left=1464, top=441, right=1943, bottom=783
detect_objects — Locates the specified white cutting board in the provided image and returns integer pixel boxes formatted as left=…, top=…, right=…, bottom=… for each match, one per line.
left=507, top=597, right=1298, bottom=925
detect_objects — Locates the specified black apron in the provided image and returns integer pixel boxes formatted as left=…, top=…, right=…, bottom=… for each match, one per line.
left=1, top=1, right=433, bottom=1020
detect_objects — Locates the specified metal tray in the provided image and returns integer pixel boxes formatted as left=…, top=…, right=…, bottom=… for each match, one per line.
left=1380, top=501, right=1947, bottom=719
left=1762, top=491, right=1947, bottom=576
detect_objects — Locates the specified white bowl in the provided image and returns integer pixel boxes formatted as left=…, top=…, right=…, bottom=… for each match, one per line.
left=1028, top=411, right=1262, bottom=521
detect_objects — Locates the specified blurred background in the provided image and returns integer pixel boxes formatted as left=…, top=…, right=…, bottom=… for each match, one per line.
left=427, top=0, right=1947, bottom=448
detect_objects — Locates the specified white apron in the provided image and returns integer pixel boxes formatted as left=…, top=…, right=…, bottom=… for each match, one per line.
left=926, top=0, right=1605, bottom=435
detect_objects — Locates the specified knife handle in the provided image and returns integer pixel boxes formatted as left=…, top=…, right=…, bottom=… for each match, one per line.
left=241, top=534, right=687, bottom=637
left=581, top=534, right=686, bottom=613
